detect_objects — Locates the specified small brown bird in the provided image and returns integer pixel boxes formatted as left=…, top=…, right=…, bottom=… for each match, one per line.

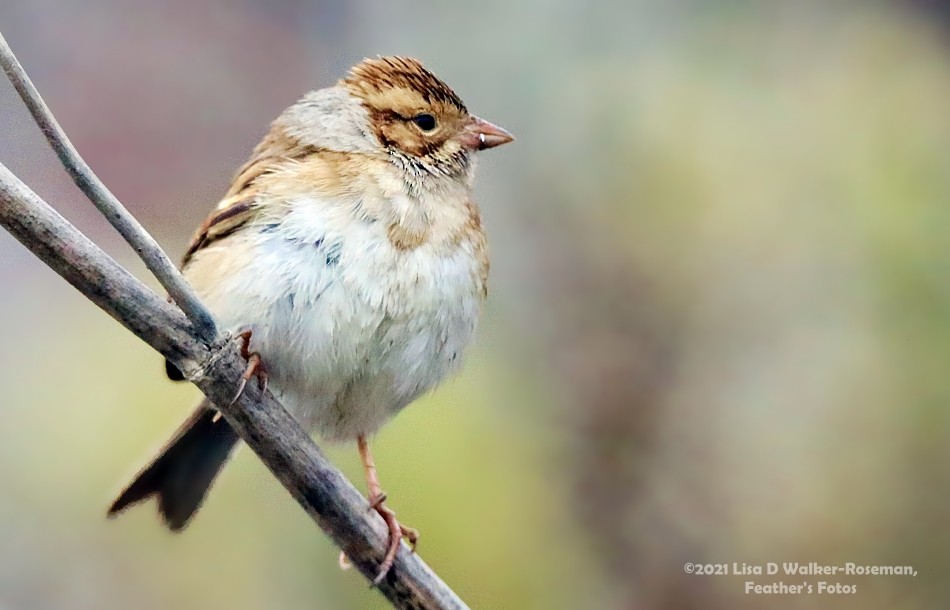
left=107, top=56, right=513, bottom=581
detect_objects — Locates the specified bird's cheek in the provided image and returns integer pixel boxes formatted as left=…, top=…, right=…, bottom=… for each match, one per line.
left=387, top=129, right=428, bottom=157
left=442, top=139, right=463, bottom=157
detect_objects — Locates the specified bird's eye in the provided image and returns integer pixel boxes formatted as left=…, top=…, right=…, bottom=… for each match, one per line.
left=412, top=114, right=437, bottom=132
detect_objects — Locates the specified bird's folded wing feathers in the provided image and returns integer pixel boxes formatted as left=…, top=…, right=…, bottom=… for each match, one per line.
left=180, top=195, right=257, bottom=266
left=181, top=124, right=318, bottom=266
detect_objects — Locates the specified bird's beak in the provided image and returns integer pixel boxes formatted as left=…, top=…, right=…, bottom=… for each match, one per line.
left=463, top=115, right=515, bottom=151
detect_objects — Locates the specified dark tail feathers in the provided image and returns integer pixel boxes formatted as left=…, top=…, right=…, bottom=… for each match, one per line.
left=108, top=401, right=240, bottom=531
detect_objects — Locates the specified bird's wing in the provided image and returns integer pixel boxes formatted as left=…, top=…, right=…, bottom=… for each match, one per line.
left=181, top=124, right=318, bottom=267
left=180, top=194, right=257, bottom=266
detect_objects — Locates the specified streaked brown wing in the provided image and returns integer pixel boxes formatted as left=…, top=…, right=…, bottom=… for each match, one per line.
left=180, top=122, right=317, bottom=266
left=180, top=195, right=256, bottom=266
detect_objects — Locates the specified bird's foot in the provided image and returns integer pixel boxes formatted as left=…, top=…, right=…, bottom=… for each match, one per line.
left=369, top=492, right=418, bottom=585
left=336, top=493, right=419, bottom=585
left=229, top=329, right=268, bottom=405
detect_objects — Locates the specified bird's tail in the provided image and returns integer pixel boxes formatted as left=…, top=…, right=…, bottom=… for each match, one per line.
left=107, top=399, right=240, bottom=531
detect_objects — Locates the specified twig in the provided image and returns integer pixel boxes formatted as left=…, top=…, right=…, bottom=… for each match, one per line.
left=0, top=162, right=470, bottom=609
left=0, top=31, right=218, bottom=344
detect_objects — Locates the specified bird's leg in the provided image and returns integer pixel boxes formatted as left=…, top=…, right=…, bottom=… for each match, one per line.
left=229, top=329, right=268, bottom=406
left=357, top=434, right=419, bottom=585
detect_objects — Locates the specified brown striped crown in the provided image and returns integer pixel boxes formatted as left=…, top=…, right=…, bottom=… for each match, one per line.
left=343, top=56, right=467, bottom=113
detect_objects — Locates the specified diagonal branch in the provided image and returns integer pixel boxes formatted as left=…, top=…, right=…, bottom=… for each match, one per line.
left=0, top=31, right=218, bottom=343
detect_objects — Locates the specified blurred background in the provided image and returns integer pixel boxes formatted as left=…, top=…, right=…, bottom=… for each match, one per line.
left=2, top=1, right=950, bottom=608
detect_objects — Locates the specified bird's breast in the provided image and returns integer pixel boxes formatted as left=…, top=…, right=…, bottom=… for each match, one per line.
left=188, top=192, right=486, bottom=439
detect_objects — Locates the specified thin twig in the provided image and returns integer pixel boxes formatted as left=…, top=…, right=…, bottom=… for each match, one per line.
left=0, top=31, right=218, bottom=344
left=0, top=161, right=470, bottom=610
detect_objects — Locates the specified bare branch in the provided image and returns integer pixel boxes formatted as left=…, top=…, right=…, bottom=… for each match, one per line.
left=0, top=32, right=218, bottom=343
left=0, top=102, right=470, bottom=610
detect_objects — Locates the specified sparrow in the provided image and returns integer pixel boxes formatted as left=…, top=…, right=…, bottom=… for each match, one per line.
left=106, top=56, right=513, bottom=581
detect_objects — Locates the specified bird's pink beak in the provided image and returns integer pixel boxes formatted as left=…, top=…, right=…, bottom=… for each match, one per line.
left=463, top=115, right=514, bottom=151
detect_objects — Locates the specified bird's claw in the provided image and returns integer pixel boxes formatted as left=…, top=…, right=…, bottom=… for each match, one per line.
left=336, top=498, right=417, bottom=584
left=229, top=330, right=268, bottom=406
left=370, top=493, right=418, bottom=585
